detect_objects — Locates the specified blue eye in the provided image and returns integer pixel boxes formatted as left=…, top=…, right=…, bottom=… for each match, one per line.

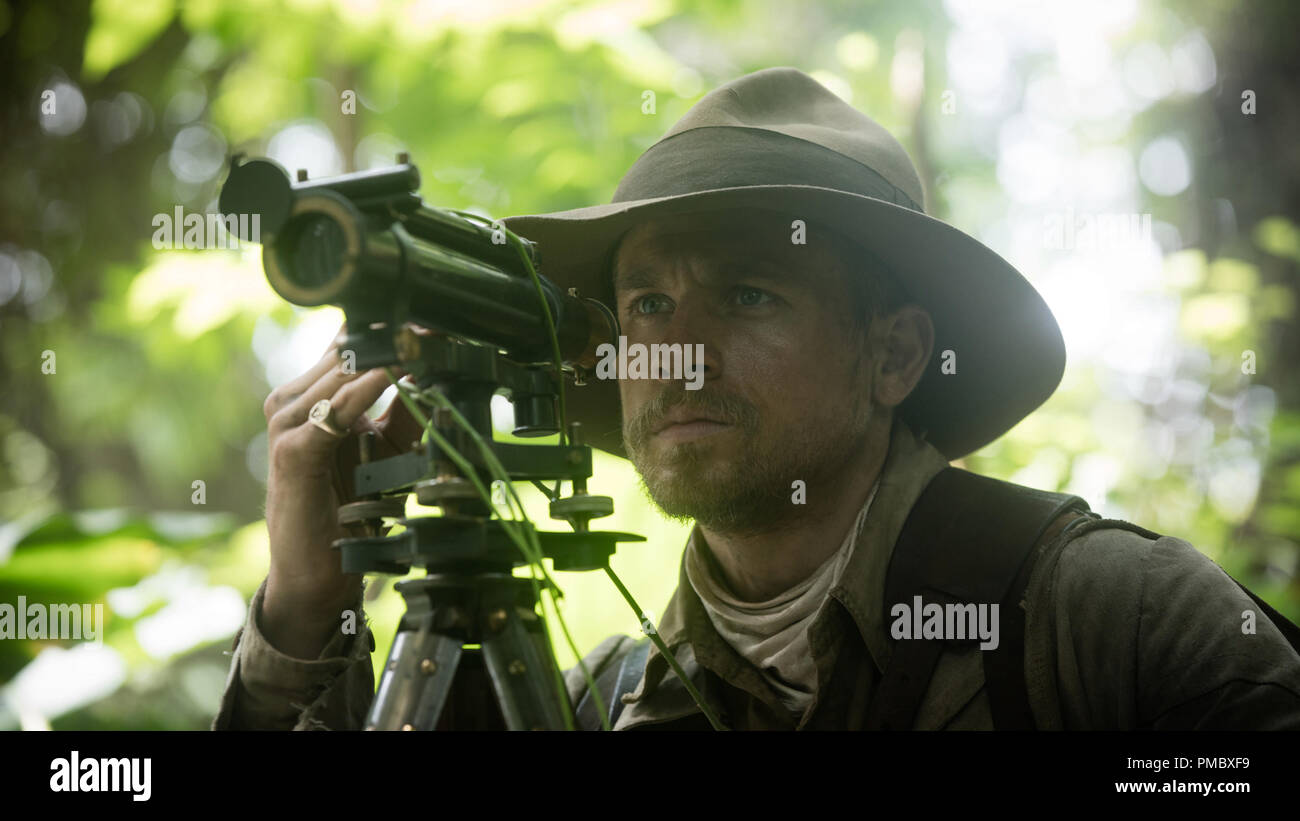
left=734, top=286, right=773, bottom=306
left=633, top=294, right=671, bottom=314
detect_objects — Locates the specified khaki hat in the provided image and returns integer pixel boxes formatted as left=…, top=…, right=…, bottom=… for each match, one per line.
left=502, top=67, right=1064, bottom=460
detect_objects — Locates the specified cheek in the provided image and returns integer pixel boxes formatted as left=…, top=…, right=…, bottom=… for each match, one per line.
left=722, top=325, right=853, bottom=422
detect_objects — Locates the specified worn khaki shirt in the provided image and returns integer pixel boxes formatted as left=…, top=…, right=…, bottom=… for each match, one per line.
left=213, top=420, right=1300, bottom=730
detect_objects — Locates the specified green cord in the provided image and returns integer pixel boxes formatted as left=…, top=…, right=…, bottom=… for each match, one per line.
left=371, top=208, right=723, bottom=731
left=450, top=210, right=569, bottom=446
left=384, top=368, right=609, bottom=731
left=602, top=565, right=727, bottom=731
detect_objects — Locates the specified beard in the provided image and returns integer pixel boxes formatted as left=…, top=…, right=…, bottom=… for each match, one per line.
left=623, top=383, right=872, bottom=535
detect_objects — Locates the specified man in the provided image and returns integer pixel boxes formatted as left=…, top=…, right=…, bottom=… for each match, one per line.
left=214, top=67, right=1300, bottom=731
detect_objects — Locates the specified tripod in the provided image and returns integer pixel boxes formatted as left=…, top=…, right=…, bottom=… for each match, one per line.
left=334, top=322, right=643, bottom=730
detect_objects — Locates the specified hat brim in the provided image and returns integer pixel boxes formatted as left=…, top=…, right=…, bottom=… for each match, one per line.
left=502, top=184, right=1064, bottom=461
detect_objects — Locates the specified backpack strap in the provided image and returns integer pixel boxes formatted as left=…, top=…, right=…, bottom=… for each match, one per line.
left=982, top=505, right=1097, bottom=728
left=575, top=636, right=652, bottom=730
left=864, top=467, right=1091, bottom=730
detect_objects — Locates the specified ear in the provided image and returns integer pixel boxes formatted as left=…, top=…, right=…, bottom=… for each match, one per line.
left=870, top=304, right=934, bottom=409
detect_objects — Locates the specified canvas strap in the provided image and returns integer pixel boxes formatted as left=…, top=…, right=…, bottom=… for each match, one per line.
left=864, top=467, right=1091, bottom=730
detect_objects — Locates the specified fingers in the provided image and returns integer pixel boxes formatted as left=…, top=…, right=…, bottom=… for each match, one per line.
left=262, top=325, right=348, bottom=420
left=277, top=357, right=391, bottom=431
left=266, top=318, right=420, bottom=437
left=270, top=368, right=400, bottom=471
left=326, top=369, right=399, bottom=432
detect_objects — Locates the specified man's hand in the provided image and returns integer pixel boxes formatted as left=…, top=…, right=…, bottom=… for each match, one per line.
left=258, top=321, right=425, bottom=660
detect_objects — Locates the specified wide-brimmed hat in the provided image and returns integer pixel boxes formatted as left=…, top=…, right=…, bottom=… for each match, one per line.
left=502, top=67, right=1064, bottom=461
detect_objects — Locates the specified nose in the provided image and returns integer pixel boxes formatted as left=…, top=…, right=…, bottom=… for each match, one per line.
left=647, top=298, right=718, bottom=389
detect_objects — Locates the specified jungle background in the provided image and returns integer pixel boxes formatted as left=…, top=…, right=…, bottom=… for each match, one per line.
left=1, top=0, right=1298, bottom=729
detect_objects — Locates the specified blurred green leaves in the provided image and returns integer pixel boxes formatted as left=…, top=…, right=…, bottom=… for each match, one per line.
left=84, top=0, right=176, bottom=81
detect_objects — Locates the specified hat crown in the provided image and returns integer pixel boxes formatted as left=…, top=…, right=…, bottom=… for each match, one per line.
left=626, top=67, right=925, bottom=211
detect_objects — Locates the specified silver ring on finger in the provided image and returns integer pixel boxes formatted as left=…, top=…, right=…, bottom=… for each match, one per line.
left=308, top=399, right=347, bottom=438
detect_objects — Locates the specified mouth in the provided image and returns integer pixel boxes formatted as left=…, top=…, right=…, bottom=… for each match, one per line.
left=652, top=414, right=733, bottom=444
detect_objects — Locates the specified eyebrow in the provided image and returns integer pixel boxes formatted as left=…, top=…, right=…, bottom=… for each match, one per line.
left=613, top=260, right=786, bottom=292
left=612, top=267, right=660, bottom=292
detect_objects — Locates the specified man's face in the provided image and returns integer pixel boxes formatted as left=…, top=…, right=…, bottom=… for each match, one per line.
left=612, top=208, right=879, bottom=533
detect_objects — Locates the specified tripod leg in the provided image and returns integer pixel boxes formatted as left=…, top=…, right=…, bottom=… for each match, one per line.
left=480, top=606, right=571, bottom=730
left=366, top=614, right=464, bottom=731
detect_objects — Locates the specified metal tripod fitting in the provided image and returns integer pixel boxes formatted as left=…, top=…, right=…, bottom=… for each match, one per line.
left=338, top=431, right=408, bottom=535
left=364, top=573, right=571, bottom=731
left=549, top=421, right=614, bottom=532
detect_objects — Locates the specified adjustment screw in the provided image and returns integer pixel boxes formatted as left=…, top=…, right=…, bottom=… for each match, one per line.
left=508, top=659, right=526, bottom=675
left=487, top=608, right=508, bottom=632
left=420, top=659, right=437, bottom=675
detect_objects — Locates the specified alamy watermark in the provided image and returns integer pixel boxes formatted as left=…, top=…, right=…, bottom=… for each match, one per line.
left=0, top=596, right=104, bottom=642
left=594, top=336, right=704, bottom=390
left=151, top=207, right=259, bottom=250
left=50, top=751, right=151, bottom=801
left=890, top=595, right=999, bottom=651
left=1043, top=209, right=1152, bottom=251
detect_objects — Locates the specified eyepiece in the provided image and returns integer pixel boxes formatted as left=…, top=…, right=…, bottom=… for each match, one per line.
left=285, top=213, right=348, bottom=289
left=264, top=192, right=369, bottom=306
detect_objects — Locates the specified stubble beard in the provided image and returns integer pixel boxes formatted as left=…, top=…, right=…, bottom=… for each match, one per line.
left=624, top=385, right=873, bottom=536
